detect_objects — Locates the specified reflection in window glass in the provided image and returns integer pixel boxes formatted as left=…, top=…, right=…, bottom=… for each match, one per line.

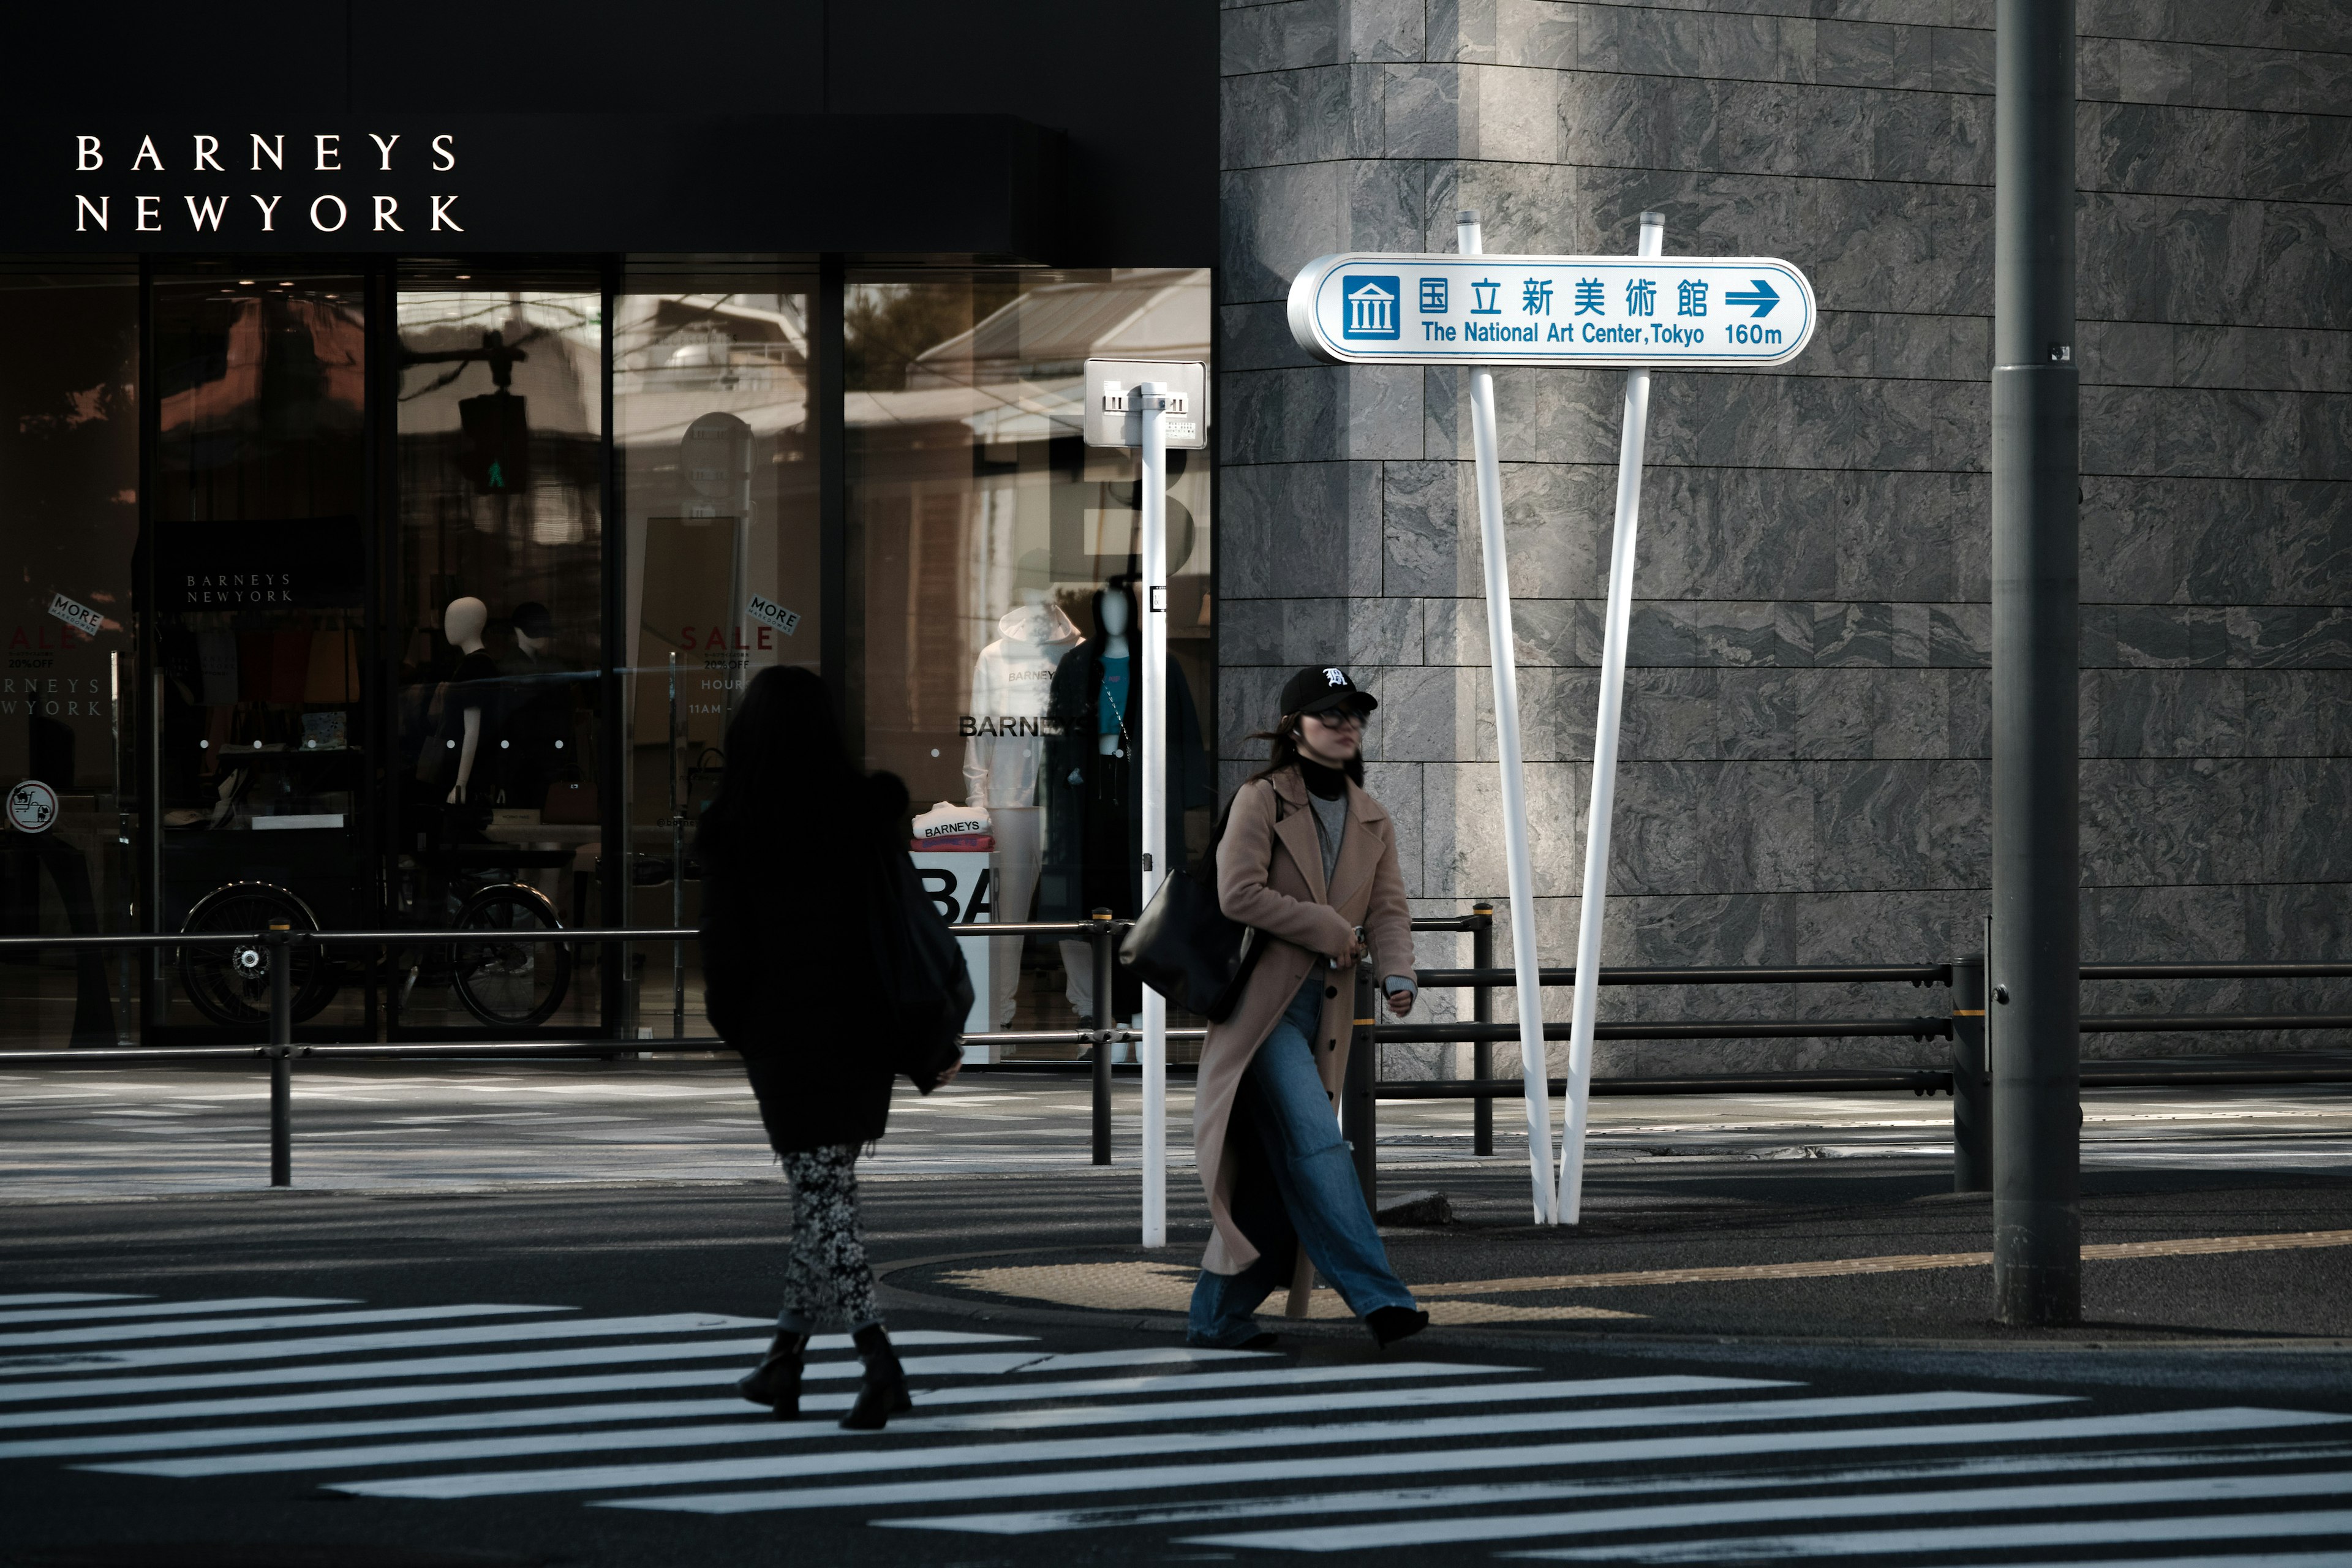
left=393, top=280, right=603, bottom=1035
left=848, top=268, right=1212, bottom=1047
left=617, top=264, right=817, bottom=1036
left=152, top=274, right=372, bottom=1034
left=0, top=268, right=138, bottom=1048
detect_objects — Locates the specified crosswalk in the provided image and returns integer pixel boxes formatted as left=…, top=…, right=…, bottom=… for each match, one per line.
left=4, top=1290, right=2350, bottom=1562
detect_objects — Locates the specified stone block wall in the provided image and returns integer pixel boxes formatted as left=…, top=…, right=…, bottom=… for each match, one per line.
left=1215, top=0, right=2352, bottom=1077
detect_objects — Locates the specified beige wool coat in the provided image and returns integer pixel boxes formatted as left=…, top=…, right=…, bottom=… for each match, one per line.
left=1193, top=764, right=1414, bottom=1295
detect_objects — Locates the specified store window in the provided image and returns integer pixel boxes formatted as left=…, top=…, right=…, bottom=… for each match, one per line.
left=151, top=270, right=371, bottom=1033
left=846, top=268, right=1212, bottom=1042
left=615, top=260, right=818, bottom=1036
left=0, top=266, right=138, bottom=1048
left=391, top=271, right=605, bottom=1034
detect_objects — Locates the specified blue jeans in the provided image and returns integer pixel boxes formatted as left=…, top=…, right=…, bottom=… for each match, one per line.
left=1189, top=969, right=1418, bottom=1346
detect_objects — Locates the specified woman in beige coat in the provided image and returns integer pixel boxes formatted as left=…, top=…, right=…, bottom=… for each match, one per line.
left=1188, top=666, right=1427, bottom=1349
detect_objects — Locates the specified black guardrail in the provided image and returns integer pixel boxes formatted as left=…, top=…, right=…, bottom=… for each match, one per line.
left=9, top=903, right=2352, bottom=1193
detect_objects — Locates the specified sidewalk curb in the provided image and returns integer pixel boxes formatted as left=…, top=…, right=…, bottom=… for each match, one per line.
left=873, top=1246, right=2352, bottom=1357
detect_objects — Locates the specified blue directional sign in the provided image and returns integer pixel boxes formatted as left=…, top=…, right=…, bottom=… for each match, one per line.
left=1289, top=252, right=1816, bottom=368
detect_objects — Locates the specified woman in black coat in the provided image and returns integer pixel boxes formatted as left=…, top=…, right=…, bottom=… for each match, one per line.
left=697, top=666, right=952, bottom=1430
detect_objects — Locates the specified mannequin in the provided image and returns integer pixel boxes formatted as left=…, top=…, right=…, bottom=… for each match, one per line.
left=1041, top=579, right=1212, bottom=1025
left=1094, top=589, right=1131, bottom=756
left=440, top=597, right=498, bottom=807
left=965, top=589, right=1081, bottom=1029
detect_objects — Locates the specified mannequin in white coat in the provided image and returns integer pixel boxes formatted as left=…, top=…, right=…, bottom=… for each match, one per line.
left=965, top=589, right=1080, bottom=1028
left=442, top=597, right=494, bottom=804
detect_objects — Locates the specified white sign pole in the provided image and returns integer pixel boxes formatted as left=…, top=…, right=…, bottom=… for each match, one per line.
left=1139, top=382, right=1170, bottom=1249
left=1457, top=211, right=1558, bottom=1225
left=1559, top=210, right=1665, bottom=1224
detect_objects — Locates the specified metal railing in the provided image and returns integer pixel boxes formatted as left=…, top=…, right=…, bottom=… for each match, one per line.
left=7, top=905, right=2351, bottom=1194
left=0, top=915, right=1152, bottom=1185
left=1338, top=906, right=2352, bottom=1207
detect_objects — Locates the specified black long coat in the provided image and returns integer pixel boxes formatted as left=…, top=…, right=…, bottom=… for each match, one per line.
left=1036, top=643, right=1212, bottom=922
left=699, top=771, right=907, bottom=1153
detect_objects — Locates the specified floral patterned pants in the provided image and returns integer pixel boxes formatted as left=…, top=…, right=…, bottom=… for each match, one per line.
left=775, top=1145, right=880, bottom=1334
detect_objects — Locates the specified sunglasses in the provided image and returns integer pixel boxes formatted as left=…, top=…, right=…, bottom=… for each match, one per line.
left=1305, top=707, right=1366, bottom=728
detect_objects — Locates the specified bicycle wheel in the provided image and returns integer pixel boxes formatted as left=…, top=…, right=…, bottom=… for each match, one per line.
left=180, top=883, right=337, bottom=1027
left=451, top=883, right=571, bottom=1028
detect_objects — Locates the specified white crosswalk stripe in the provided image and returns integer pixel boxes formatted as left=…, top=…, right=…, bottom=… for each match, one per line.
left=0, top=1295, right=351, bottom=1327
left=3, top=1291, right=2345, bottom=1567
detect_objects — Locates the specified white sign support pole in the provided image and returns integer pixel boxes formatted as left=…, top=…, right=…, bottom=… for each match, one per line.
left=1457, top=210, right=1558, bottom=1225
left=1139, top=382, right=1170, bottom=1249
left=1559, top=210, right=1665, bottom=1224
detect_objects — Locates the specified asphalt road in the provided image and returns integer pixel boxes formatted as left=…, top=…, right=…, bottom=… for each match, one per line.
left=4, top=1170, right=2352, bottom=1562
left=6, top=1069, right=2352, bottom=1566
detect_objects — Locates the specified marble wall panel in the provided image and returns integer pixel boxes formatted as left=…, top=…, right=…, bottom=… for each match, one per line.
left=1224, top=364, right=1429, bottom=465
left=1389, top=62, right=1561, bottom=162
left=1433, top=0, right=1577, bottom=70
left=1804, top=311, right=1988, bottom=383
left=1218, top=461, right=1357, bottom=598
left=1222, top=62, right=1385, bottom=169
left=2099, top=36, right=2352, bottom=118
left=1628, top=600, right=1811, bottom=668
left=1373, top=663, right=1470, bottom=762
left=1638, top=467, right=1845, bottom=598
left=1215, top=663, right=1295, bottom=760
left=1492, top=368, right=1985, bottom=473
left=2088, top=669, right=2249, bottom=758
left=1219, top=159, right=1426, bottom=303
left=1477, top=663, right=1603, bottom=762
left=1222, top=595, right=1424, bottom=669
left=2078, top=191, right=2352, bottom=331
left=1421, top=594, right=1594, bottom=668
left=1223, top=0, right=1342, bottom=75
left=1926, top=603, right=1991, bottom=665
left=2262, top=756, right=2352, bottom=884
left=1619, top=666, right=1724, bottom=761
left=2083, top=384, right=2345, bottom=481
left=2166, top=324, right=2352, bottom=396
left=1424, top=756, right=1591, bottom=900
left=1379, top=459, right=1605, bottom=600
left=2080, top=756, right=2269, bottom=886
left=1218, top=300, right=1316, bottom=375
left=1362, top=758, right=1426, bottom=897
left=2155, top=2, right=2352, bottom=53
left=1581, top=2, right=1817, bottom=84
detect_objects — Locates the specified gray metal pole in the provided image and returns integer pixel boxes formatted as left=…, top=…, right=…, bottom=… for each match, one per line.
left=1951, top=948, right=1991, bottom=1193
left=1472, top=902, right=1494, bottom=1157
left=268, top=922, right=292, bottom=1188
left=1343, top=960, right=1376, bottom=1210
left=1990, top=0, right=2081, bottom=1327
left=1090, top=908, right=1114, bottom=1166
left=668, top=650, right=685, bottom=1042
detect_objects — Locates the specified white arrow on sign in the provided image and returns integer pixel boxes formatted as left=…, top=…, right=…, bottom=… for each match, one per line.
left=1289, top=252, right=1815, bottom=368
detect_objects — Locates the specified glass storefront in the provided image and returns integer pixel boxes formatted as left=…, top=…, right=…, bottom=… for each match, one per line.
left=848, top=268, right=1213, bottom=1039
left=391, top=271, right=605, bottom=1035
left=0, top=256, right=1212, bottom=1050
left=0, top=265, right=139, bottom=1047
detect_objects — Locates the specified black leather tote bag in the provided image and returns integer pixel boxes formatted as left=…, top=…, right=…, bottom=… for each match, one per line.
left=1121, top=796, right=1279, bottom=1022
left=869, top=840, right=974, bottom=1093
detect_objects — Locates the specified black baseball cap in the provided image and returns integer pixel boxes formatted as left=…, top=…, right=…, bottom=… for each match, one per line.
left=1280, top=665, right=1377, bottom=718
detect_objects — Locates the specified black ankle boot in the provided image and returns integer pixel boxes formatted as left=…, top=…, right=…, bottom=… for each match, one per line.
left=736, top=1330, right=810, bottom=1417
left=840, top=1323, right=912, bottom=1431
left=1366, top=1305, right=1430, bottom=1349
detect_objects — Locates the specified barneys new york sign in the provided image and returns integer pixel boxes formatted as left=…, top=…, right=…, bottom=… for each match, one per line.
left=70, top=130, right=466, bottom=239
left=0, top=115, right=1065, bottom=255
